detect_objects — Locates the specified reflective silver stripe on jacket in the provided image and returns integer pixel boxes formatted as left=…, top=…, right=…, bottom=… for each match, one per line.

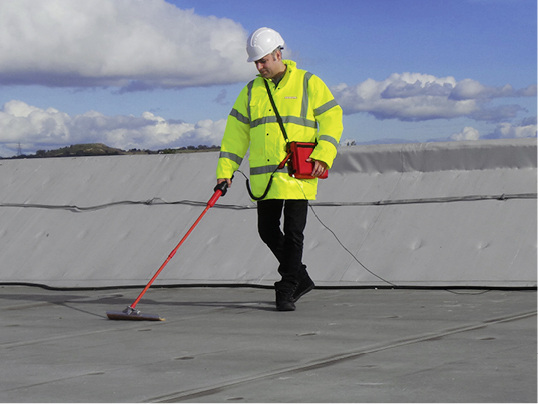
left=301, top=72, right=313, bottom=118
left=246, top=79, right=254, bottom=122
left=219, top=151, right=243, bottom=166
left=319, top=134, right=339, bottom=148
left=251, top=115, right=317, bottom=129
left=250, top=165, right=288, bottom=175
left=230, top=108, right=249, bottom=125
left=314, top=99, right=339, bottom=116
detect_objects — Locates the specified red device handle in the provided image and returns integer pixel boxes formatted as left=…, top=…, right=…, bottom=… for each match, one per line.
left=208, top=181, right=228, bottom=207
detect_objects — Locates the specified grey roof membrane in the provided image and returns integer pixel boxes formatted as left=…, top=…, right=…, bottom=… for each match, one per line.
left=0, top=138, right=535, bottom=288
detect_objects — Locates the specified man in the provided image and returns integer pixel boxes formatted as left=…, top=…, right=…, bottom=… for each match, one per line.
left=216, top=27, right=343, bottom=311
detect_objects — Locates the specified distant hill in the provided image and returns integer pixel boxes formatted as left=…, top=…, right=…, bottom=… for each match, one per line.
left=4, top=143, right=221, bottom=159
left=34, top=143, right=126, bottom=157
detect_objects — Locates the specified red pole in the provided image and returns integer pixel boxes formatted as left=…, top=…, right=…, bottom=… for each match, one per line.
left=129, top=186, right=225, bottom=310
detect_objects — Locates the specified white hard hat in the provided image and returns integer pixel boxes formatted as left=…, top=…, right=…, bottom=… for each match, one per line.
left=246, top=27, right=285, bottom=63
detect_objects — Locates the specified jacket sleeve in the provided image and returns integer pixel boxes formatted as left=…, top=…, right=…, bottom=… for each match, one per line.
left=307, top=75, right=343, bottom=169
left=216, top=85, right=251, bottom=179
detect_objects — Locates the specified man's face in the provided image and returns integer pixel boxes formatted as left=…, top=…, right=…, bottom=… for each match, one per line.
left=254, top=51, right=281, bottom=79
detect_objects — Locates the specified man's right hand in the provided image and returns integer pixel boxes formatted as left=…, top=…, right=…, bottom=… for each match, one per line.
left=217, top=178, right=232, bottom=188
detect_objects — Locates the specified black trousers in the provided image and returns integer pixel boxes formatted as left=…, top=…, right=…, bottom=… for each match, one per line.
left=257, top=199, right=309, bottom=288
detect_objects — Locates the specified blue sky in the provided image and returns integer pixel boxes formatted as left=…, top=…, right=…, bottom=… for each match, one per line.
left=0, top=0, right=535, bottom=157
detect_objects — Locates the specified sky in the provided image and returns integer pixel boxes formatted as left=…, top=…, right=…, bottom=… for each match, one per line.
left=0, top=0, right=536, bottom=157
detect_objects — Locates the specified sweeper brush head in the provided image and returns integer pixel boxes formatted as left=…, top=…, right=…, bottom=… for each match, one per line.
left=106, top=308, right=165, bottom=321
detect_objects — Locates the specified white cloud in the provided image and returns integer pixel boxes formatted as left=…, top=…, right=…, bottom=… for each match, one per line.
left=332, top=73, right=536, bottom=122
left=488, top=121, right=537, bottom=139
left=451, top=126, right=481, bottom=141
left=0, top=0, right=255, bottom=90
left=0, top=100, right=226, bottom=156
left=0, top=100, right=70, bottom=143
left=449, top=79, right=512, bottom=100
left=449, top=120, right=537, bottom=142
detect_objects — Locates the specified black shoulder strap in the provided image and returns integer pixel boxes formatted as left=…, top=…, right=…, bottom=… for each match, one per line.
left=264, top=79, right=289, bottom=144
left=245, top=80, right=291, bottom=201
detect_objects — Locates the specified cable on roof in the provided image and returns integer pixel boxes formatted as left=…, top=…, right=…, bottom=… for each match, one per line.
left=0, top=193, right=535, bottom=212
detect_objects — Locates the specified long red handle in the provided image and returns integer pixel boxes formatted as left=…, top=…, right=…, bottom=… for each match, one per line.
left=129, top=185, right=226, bottom=309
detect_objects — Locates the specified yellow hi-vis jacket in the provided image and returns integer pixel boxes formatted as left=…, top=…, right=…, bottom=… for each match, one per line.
left=216, top=60, right=343, bottom=200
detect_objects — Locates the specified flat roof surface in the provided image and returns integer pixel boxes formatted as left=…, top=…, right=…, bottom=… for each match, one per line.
left=1, top=285, right=536, bottom=402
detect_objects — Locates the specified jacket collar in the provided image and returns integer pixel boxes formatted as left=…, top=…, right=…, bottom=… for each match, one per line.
left=257, top=59, right=297, bottom=88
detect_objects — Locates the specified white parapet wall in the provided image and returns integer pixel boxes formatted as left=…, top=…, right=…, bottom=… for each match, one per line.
left=0, top=138, right=536, bottom=288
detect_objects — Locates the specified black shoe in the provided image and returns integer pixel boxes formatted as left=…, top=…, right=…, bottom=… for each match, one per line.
left=292, top=276, right=315, bottom=303
left=275, top=287, right=296, bottom=311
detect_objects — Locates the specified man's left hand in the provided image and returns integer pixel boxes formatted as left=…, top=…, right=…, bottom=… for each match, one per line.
left=306, top=158, right=328, bottom=178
